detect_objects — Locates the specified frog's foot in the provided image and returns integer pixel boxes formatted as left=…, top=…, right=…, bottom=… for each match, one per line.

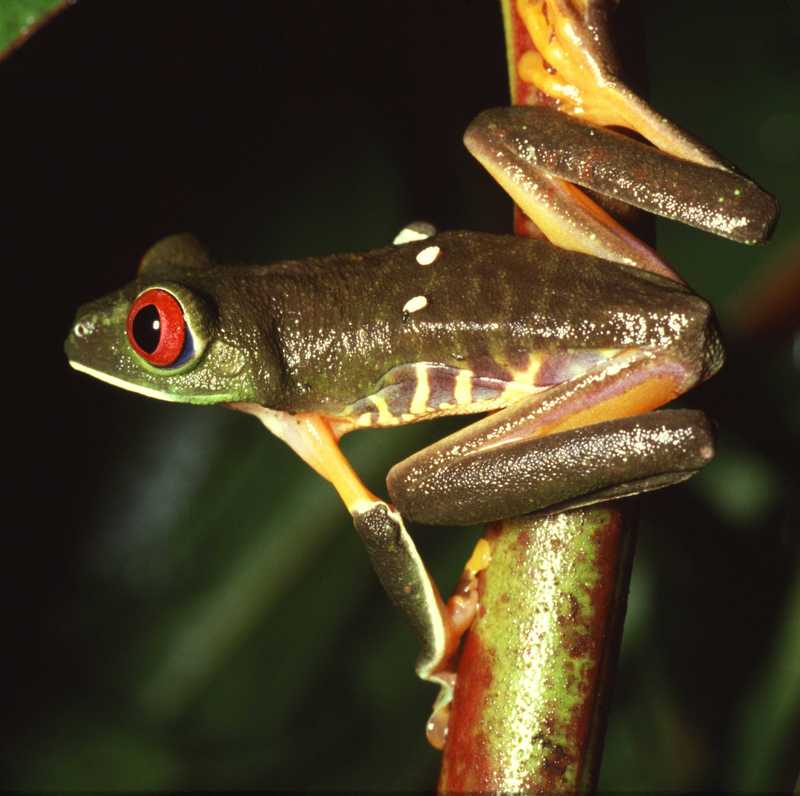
left=425, top=673, right=456, bottom=751
left=447, top=538, right=492, bottom=637
left=420, top=537, right=493, bottom=751
left=510, top=0, right=727, bottom=164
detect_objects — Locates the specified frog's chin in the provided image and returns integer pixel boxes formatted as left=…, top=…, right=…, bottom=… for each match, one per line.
left=68, top=360, right=234, bottom=404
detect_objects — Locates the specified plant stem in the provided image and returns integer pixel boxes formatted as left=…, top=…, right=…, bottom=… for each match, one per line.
left=439, top=506, right=636, bottom=792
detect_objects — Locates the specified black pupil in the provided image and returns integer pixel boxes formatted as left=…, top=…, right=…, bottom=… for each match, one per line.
left=132, top=304, right=161, bottom=353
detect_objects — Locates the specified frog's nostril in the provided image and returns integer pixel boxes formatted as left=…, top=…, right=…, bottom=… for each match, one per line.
left=73, top=318, right=97, bottom=339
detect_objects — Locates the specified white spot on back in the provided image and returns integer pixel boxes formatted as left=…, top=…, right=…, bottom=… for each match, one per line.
left=393, top=221, right=437, bottom=245
left=416, top=245, right=441, bottom=266
left=403, top=295, right=428, bottom=315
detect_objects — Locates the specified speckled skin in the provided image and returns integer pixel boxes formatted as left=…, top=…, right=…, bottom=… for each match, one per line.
left=387, top=408, right=714, bottom=525
left=90, top=231, right=720, bottom=410
left=253, top=230, right=722, bottom=413
left=467, top=107, right=779, bottom=245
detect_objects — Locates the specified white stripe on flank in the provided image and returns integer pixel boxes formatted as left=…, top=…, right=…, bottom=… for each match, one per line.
left=454, top=369, right=474, bottom=406
left=410, top=363, right=431, bottom=415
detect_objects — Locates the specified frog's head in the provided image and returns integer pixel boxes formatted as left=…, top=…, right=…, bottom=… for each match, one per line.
left=65, top=234, right=281, bottom=406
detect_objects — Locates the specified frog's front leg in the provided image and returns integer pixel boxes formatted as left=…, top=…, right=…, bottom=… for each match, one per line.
left=232, top=403, right=463, bottom=714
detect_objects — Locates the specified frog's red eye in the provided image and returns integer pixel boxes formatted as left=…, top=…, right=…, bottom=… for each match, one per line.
left=126, top=289, right=187, bottom=367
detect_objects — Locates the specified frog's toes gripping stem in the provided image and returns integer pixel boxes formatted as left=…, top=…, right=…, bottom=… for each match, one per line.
left=418, top=537, right=491, bottom=750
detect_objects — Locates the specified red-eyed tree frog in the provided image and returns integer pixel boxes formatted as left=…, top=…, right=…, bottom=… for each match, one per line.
left=64, top=0, right=778, bottom=744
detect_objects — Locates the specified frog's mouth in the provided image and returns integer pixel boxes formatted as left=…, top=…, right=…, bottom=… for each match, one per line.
left=67, top=359, right=188, bottom=402
left=67, top=358, right=240, bottom=404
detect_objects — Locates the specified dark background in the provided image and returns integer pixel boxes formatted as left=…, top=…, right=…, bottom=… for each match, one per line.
left=3, top=1, right=798, bottom=790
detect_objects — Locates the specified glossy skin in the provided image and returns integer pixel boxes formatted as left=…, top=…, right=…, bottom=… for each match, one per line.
left=66, top=230, right=720, bottom=417
left=65, top=213, right=728, bottom=694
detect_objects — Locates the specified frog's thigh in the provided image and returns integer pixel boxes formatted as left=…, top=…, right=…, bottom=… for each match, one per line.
left=387, top=353, right=715, bottom=526
left=389, top=408, right=713, bottom=526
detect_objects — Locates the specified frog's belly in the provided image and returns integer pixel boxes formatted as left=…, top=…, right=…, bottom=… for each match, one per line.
left=335, top=348, right=621, bottom=430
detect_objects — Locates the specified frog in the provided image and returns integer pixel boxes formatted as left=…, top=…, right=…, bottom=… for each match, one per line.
left=64, top=0, right=778, bottom=746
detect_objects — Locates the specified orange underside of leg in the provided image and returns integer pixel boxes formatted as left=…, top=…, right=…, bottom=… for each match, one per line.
left=294, top=413, right=378, bottom=512
left=540, top=375, right=682, bottom=437
left=561, top=180, right=632, bottom=238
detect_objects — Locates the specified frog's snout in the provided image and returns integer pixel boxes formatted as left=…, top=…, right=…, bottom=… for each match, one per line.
left=64, top=302, right=121, bottom=375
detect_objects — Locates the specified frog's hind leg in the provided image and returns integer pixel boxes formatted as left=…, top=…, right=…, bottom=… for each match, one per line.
left=464, top=106, right=778, bottom=285
left=480, top=0, right=778, bottom=282
left=470, top=106, right=778, bottom=246
left=387, top=349, right=715, bottom=527
left=389, top=407, right=713, bottom=526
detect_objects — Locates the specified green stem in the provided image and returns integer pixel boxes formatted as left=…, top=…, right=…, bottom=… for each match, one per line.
left=439, top=506, right=636, bottom=792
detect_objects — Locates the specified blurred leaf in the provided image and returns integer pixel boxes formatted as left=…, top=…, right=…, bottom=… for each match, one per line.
left=731, top=573, right=800, bottom=791
left=18, top=719, right=180, bottom=791
left=696, top=440, right=781, bottom=527
left=0, top=0, right=67, bottom=60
